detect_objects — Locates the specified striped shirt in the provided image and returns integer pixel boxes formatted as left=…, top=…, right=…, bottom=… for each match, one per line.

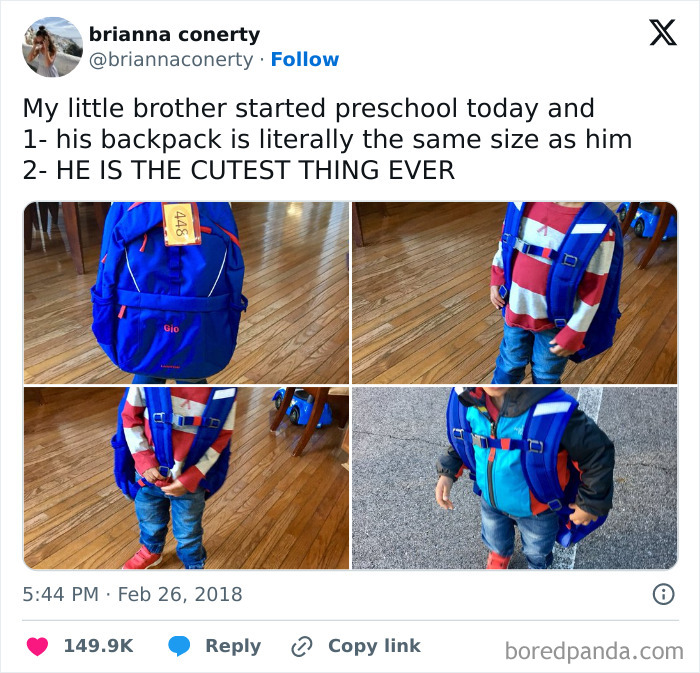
left=491, top=203, right=615, bottom=353
left=122, top=387, right=236, bottom=492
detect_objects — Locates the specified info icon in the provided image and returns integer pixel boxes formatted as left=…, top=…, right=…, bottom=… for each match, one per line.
left=652, top=583, right=675, bottom=605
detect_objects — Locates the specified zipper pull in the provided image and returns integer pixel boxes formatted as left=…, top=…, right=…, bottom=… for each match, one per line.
left=490, top=421, right=496, bottom=437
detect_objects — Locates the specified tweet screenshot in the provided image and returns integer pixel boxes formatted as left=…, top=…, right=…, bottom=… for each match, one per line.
left=1, top=1, right=698, bottom=671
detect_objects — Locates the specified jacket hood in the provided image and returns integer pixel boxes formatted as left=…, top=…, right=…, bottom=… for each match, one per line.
left=456, top=386, right=560, bottom=417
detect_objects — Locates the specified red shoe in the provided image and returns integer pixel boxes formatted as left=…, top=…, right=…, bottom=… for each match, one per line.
left=486, top=551, right=511, bottom=569
left=121, top=545, right=162, bottom=569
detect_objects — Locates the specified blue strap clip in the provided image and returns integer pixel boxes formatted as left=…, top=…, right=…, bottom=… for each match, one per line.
left=527, top=439, right=544, bottom=453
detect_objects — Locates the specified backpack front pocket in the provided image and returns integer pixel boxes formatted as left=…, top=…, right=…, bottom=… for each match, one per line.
left=114, top=290, right=233, bottom=378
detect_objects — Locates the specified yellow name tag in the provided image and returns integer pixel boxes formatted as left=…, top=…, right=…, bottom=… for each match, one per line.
left=162, top=203, right=201, bottom=246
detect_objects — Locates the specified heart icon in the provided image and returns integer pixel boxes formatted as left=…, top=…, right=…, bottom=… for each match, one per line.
left=27, top=638, right=48, bottom=656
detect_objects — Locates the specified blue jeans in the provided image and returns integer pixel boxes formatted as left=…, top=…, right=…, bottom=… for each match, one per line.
left=480, top=498, right=560, bottom=569
left=135, top=484, right=207, bottom=568
left=131, top=375, right=208, bottom=384
left=492, top=323, right=568, bottom=384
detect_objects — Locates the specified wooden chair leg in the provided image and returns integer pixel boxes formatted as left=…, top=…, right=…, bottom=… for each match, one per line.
left=292, top=389, right=329, bottom=457
left=47, top=202, right=59, bottom=228
left=270, top=387, right=296, bottom=431
left=336, top=405, right=349, bottom=428
left=638, top=204, right=673, bottom=270
left=38, top=203, right=49, bottom=232
left=24, top=203, right=37, bottom=251
left=352, top=202, right=364, bottom=247
left=61, top=202, right=85, bottom=275
left=620, top=202, right=639, bottom=236
left=94, top=202, right=110, bottom=233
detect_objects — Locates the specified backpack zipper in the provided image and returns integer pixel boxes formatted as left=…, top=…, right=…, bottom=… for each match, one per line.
left=124, top=250, right=140, bottom=292
left=486, top=417, right=498, bottom=510
left=476, top=407, right=499, bottom=511
left=207, top=249, right=227, bottom=297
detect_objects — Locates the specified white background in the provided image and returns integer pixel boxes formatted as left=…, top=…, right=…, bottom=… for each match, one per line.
left=1, top=1, right=698, bottom=672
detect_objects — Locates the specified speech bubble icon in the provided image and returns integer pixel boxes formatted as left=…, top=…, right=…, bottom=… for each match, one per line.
left=168, top=636, right=191, bottom=657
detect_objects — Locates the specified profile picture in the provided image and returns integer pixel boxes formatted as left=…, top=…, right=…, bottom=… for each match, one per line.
left=24, top=17, right=82, bottom=78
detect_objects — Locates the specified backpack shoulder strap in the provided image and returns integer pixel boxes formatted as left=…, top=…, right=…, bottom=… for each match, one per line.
left=201, top=203, right=240, bottom=239
left=144, top=387, right=174, bottom=468
left=446, top=388, right=481, bottom=495
left=546, top=202, right=617, bottom=327
left=142, top=387, right=237, bottom=470
left=184, top=387, right=237, bottom=466
left=498, top=202, right=526, bottom=302
left=519, top=390, right=578, bottom=511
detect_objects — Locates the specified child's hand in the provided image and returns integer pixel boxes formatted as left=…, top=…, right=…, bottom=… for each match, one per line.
left=161, top=480, right=188, bottom=497
left=549, top=339, right=575, bottom=358
left=142, top=467, right=163, bottom=483
left=568, top=503, right=599, bottom=526
left=490, top=286, right=505, bottom=310
left=435, top=476, right=455, bottom=510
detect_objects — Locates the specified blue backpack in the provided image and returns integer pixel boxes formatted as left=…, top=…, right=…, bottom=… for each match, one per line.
left=498, top=202, right=623, bottom=362
left=113, top=386, right=237, bottom=500
left=446, top=388, right=607, bottom=547
left=91, top=202, right=247, bottom=379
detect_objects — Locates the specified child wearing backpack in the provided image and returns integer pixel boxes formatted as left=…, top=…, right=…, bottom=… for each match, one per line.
left=490, top=202, right=621, bottom=383
left=120, top=386, right=237, bottom=569
left=436, top=386, right=614, bottom=569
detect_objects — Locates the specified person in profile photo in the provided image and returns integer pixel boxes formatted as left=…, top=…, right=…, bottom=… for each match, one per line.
left=24, top=18, right=82, bottom=77
left=27, top=26, right=58, bottom=77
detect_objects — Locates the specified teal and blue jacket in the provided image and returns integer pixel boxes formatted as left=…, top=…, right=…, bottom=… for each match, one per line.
left=438, top=387, right=614, bottom=518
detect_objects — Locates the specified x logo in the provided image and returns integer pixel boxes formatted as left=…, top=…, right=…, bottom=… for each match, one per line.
left=650, top=19, right=677, bottom=46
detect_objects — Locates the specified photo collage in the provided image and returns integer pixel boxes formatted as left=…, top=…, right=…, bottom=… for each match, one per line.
left=24, top=200, right=677, bottom=571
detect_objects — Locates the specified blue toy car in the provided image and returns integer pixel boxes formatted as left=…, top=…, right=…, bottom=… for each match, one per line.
left=617, top=202, right=677, bottom=240
left=272, top=389, right=333, bottom=427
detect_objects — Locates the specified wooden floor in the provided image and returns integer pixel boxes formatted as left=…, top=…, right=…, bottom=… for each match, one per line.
left=24, top=387, right=350, bottom=569
left=352, top=202, right=677, bottom=384
left=24, top=202, right=349, bottom=384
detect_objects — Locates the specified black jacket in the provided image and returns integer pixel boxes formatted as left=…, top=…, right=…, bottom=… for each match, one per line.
left=437, top=387, right=615, bottom=517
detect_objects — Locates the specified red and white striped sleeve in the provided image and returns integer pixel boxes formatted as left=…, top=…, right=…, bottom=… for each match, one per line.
left=491, top=221, right=506, bottom=286
left=121, top=386, right=159, bottom=475
left=554, top=228, right=616, bottom=352
left=178, top=400, right=237, bottom=492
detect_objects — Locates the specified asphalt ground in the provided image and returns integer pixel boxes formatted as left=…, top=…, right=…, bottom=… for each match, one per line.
left=351, top=386, right=677, bottom=570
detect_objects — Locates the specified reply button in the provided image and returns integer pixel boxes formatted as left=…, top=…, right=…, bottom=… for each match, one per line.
left=206, top=639, right=261, bottom=656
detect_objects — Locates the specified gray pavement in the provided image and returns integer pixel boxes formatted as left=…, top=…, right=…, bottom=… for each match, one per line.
left=351, top=386, right=677, bottom=570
